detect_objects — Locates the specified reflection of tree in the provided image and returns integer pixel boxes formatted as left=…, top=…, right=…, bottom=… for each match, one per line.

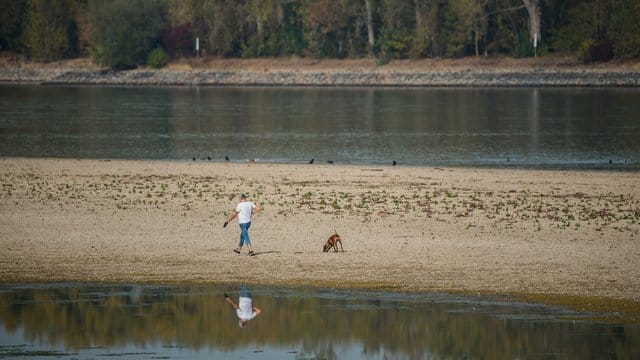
left=298, top=342, right=338, bottom=360
left=7, top=86, right=638, bottom=165
left=0, top=285, right=637, bottom=358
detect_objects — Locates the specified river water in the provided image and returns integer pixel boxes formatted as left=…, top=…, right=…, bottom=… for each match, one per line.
left=2, top=85, right=640, bottom=358
left=1, top=85, right=639, bottom=169
left=0, top=284, right=638, bottom=359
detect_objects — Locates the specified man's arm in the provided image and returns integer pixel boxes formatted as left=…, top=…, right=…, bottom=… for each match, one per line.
left=224, top=210, right=238, bottom=227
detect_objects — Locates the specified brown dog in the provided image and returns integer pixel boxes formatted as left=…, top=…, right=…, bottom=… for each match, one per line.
left=323, top=233, right=344, bottom=252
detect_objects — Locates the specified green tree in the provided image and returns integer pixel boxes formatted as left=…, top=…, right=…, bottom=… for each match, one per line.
left=549, top=0, right=596, bottom=54
left=241, top=0, right=281, bottom=56
left=278, top=0, right=307, bottom=55
left=411, top=0, right=441, bottom=57
left=302, top=0, right=367, bottom=58
left=23, top=0, right=77, bottom=61
left=88, top=0, right=167, bottom=69
left=8, top=0, right=640, bottom=63
left=483, top=0, right=528, bottom=56
left=239, top=0, right=310, bottom=57
left=549, top=0, right=638, bottom=61
left=147, top=46, right=169, bottom=68
left=444, top=0, right=480, bottom=57
left=208, top=0, right=243, bottom=57
left=377, top=0, right=414, bottom=61
left=0, top=0, right=28, bottom=51
left=608, top=0, right=640, bottom=59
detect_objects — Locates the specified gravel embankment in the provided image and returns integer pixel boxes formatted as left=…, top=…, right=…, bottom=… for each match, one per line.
left=1, top=66, right=639, bottom=86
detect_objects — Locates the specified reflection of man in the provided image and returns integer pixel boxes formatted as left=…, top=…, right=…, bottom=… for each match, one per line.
left=225, top=284, right=262, bottom=328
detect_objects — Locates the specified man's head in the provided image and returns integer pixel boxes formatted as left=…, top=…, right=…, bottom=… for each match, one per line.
left=239, top=193, right=247, bottom=200
left=239, top=320, right=248, bottom=328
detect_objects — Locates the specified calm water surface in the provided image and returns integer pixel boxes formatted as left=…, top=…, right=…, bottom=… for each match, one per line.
left=1, top=85, right=639, bottom=169
left=1, top=284, right=638, bottom=359
left=3, top=87, right=639, bottom=358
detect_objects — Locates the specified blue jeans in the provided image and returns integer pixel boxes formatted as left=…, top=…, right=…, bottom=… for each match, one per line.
left=240, top=284, right=251, bottom=298
left=239, top=222, right=251, bottom=247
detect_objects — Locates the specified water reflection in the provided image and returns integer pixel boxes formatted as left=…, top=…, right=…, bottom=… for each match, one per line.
left=1, top=86, right=639, bottom=169
left=225, top=284, right=262, bottom=328
left=0, top=284, right=638, bottom=359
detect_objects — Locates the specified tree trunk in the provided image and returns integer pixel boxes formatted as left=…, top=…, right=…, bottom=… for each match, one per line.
left=365, top=0, right=375, bottom=51
left=522, top=0, right=541, bottom=43
left=475, top=28, right=479, bottom=57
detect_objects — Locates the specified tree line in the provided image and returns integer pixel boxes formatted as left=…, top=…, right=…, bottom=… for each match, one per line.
left=1, top=0, right=638, bottom=69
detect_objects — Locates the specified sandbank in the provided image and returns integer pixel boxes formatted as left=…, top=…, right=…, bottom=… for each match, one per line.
left=1, top=158, right=639, bottom=320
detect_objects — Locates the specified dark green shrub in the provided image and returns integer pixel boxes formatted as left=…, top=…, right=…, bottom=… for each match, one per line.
left=23, top=0, right=77, bottom=61
left=375, top=31, right=411, bottom=65
left=579, top=39, right=614, bottom=63
left=577, top=39, right=594, bottom=63
left=88, top=0, right=166, bottom=70
left=514, top=31, right=534, bottom=58
left=147, top=47, right=168, bottom=68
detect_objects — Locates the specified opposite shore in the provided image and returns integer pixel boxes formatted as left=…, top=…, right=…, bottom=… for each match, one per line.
left=1, top=56, right=640, bottom=87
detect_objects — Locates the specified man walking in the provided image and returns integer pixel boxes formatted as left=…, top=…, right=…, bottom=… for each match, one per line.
left=223, top=193, right=261, bottom=256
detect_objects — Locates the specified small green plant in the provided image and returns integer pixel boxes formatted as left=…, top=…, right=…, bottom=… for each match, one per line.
left=147, top=47, right=169, bottom=69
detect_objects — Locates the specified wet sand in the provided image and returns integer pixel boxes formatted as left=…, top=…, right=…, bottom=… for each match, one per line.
left=1, top=158, right=639, bottom=317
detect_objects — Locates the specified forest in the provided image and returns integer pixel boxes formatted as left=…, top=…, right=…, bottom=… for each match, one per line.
left=1, top=0, right=639, bottom=69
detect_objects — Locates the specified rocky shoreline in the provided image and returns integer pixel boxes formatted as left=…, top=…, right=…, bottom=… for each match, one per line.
left=2, top=65, right=640, bottom=87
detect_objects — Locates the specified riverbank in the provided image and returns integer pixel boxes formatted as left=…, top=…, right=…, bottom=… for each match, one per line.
left=1, top=56, right=640, bottom=86
left=1, top=158, right=639, bottom=321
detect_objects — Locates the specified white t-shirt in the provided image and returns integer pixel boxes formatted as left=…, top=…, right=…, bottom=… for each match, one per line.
left=235, top=201, right=256, bottom=224
left=237, top=296, right=257, bottom=320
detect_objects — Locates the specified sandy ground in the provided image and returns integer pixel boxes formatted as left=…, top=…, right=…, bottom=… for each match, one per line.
left=1, top=158, right=639, bottom=315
